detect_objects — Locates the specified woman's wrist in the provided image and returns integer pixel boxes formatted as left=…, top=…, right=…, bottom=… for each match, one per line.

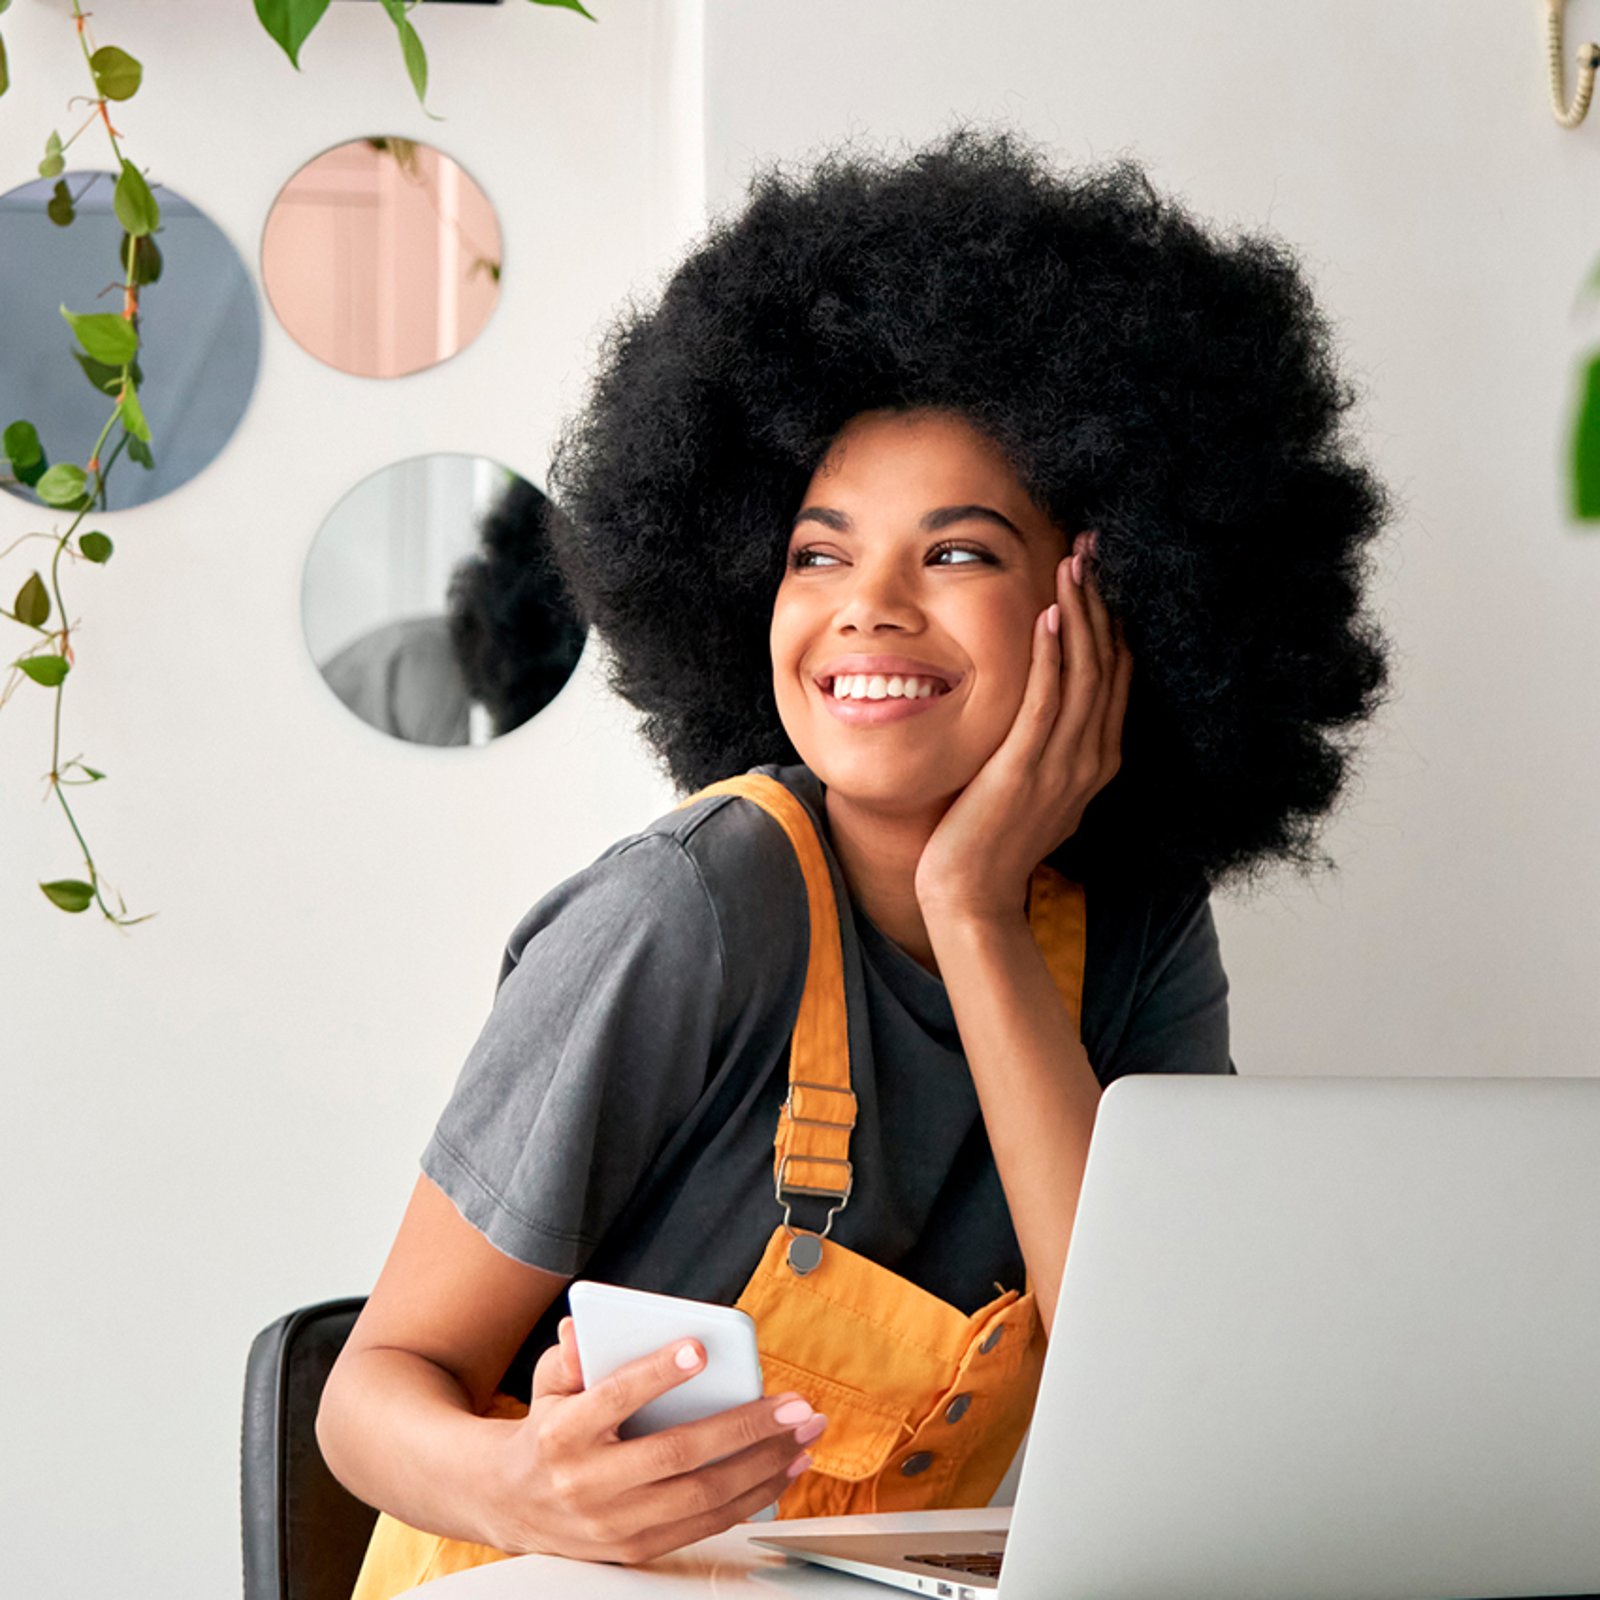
left=918, top=892, right=1032, bottom=952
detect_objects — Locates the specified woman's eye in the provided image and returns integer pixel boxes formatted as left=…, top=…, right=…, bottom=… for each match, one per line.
left=928, top=542, right=996, bottom=566
left=789, top=546, right=844, bottom=570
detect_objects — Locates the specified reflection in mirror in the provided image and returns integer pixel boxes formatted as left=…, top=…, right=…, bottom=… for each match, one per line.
left=0, top=170, right=260, bottom=511
left=262, top=138, right=503, bottom=378
left=302, top=455, right=586, bottom=747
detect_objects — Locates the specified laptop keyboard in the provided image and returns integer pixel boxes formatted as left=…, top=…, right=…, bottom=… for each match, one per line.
left=911, top=1550, right=1006, bottom=1580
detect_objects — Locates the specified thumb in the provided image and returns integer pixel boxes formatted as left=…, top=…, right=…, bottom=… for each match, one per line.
left=530, top=1316, right=584, bottom=1400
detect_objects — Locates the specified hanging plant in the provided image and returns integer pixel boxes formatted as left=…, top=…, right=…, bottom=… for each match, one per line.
left=0, top=2, right=158, bottom=922
left=254, top=0, right=597, bottom=116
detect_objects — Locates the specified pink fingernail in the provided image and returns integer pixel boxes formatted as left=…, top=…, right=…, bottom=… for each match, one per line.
left=1045, top=604, right=1060, bottom=636
left=675, top=1343, right=702, bottom=1371
left=774, top=1398, right=813, bottom=1426
left=794, top=1412, right=828, bottom=1445
left=786, top=1453, right=813, bottom=1479
left=1071, top=553, right=1084, bottom=586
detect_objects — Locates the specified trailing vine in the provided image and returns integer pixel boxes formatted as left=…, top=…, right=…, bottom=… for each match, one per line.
left=0, top=3, right=159, bottom=923
left=0, top=0, right=602, bottom=924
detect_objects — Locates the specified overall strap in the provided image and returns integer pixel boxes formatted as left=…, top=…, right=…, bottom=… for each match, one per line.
left=1027, top=864, right=1087, bottom=1034
left=678, top=777, right=857, bottom=1215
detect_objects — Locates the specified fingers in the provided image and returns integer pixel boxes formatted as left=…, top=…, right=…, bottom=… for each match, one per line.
left=612, top=1391, right=825, bottom=1487
left=557, top=1316, right=582, bottom=1389
left=993, top=590, right=1064, bottom=769
left=568, top=1337, right=709, bottom=1441
left=530, top=1319, right=585, bottom=1401
left=608, top=1398, right=826, bottom=1543
left=1048, top=532, right=1128, bottom=768
left=537, top=1390, right=825, bottom=1565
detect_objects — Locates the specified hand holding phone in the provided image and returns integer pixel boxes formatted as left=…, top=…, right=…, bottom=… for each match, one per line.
left=483, top=1283, right=827, bottom=1566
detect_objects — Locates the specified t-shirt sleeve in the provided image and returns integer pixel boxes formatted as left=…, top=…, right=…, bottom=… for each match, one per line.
left=1098, top=878, right=1235, bottom=1083
left=421, top=832, right=727, bottom=1274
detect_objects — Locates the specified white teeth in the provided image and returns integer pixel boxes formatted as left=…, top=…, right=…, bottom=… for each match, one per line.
left=826, top=671, right=948, bottom=701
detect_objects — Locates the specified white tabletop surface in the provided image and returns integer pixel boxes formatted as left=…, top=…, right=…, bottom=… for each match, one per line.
left=395, top=1507, right=1013, bottom=1599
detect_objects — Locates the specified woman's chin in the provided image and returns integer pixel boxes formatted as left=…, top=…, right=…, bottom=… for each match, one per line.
left=802, top=749, right=973, bottom=820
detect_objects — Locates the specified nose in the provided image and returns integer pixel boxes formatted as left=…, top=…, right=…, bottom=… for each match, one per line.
left=833, top=554, right=923, bottom=636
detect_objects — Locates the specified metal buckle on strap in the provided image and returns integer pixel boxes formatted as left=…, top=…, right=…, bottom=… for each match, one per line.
left=775, top=1152, right=853, bottom=1246
left=782, top=1081, right=858, bottom=1130
left=774, top=1153, right=853, bottom=1203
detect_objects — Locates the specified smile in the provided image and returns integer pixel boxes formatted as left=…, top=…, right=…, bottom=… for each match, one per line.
left=814, top=670, right=957, bottom=726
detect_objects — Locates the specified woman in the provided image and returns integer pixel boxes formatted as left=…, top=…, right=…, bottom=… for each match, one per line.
left=317, top=127, right=1390, bottom=1592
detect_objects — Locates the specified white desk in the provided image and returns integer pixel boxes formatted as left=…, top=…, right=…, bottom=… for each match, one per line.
left=396, top=1507, right=1012, bottom=1599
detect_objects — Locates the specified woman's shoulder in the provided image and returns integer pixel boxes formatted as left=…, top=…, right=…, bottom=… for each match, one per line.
left=504, top=764, right=814, bottom=977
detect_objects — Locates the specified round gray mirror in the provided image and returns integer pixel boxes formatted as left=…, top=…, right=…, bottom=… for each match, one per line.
left=302, top=455, right=585, bottom=747
left=0, top=170, right=259, bottom=511
left=261, top=137, right=502, bottom=378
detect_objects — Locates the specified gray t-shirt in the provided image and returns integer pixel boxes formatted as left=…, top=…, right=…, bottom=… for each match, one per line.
left=421, top=764, right=1234, bottom=1399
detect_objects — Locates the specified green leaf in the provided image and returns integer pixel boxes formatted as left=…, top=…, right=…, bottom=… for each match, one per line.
left=38, top=131, right=63, bottom=179
left=378, top=0, right=434, bottom=115
left=254, top=0, right=332, bottom=69
left=35, top=462, right=88, bottom=507
left=1571, top=352, right=1600, bottom=519
left=119, top=382, right=151, bottom=444
left=60, top=304, right=138, bottom=366
left=39, top=879, right=95, bottom=913
left=4, top=419, right=46, bottom=486
left=15, top=654, right=69, bottom=687
left=78, top=531, right=113, bottom=563
left=75, top=352, right=143, bottom=397
left=127, top=437, right=154, bottom=470
left=526, top=0, right=598, bottom=17
left=14, top=572, right=50, bottom=628
left=89, top=45, right=142, bottom=101
left=1, top=34, right=12, bottom=101
left=119, top=231, right=162, bottom=286
left=76, top=764, right=107, bottom=781
left=47, top=179, right=74, bottom=227
left=113, top=160, right=160, bottom=237
left=4, top=419, right=42, bottom=470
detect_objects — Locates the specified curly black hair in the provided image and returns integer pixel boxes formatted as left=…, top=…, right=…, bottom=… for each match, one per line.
left=446, top=475, right=587, bottom=736
left=546, top=126, right=1392, bottom=890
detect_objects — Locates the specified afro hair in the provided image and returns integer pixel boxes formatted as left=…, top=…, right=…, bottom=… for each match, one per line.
left=546, top=126, right=1393, bottom=891
left=447, top=475, right=587, bottom=737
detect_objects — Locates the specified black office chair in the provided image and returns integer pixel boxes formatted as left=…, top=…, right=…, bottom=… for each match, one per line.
left=242, top=1298, right=378, bottom=1600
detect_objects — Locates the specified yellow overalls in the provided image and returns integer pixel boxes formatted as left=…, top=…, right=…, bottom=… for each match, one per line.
left=351, top=773, right=1086, bottom=1596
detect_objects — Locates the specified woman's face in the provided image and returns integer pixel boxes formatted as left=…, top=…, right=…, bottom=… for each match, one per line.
left=771, top=408, right=1072, bottom=816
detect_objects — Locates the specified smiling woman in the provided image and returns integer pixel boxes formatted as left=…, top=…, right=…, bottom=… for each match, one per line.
left=318, top=125, right=1391, bottom=1598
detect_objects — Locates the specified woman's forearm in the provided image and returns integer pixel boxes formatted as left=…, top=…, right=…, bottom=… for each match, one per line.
left=924, top=910, right=1102, bottom=1336
left=317, top=1345, right=522, bottom=1548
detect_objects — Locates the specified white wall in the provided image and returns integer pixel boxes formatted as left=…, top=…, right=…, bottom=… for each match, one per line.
left=3, top=2, right=1597, bottom=1596
left=705, top=0, right=1600, bottom=1080
left=0, top=3, right=693, bottom=1595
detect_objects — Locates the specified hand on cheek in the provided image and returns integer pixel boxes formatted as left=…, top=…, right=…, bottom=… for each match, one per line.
left=913, top=531, right=1133, bottom=925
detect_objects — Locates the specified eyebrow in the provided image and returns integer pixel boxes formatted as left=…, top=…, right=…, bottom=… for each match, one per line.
left=792, top=503, right=1027, bottom=542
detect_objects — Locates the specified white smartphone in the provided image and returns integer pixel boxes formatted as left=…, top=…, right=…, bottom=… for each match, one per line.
left=566, top=1280, right=765, bottom=1439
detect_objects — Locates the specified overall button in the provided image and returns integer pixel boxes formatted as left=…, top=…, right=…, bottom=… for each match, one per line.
left=944, top=1393, right=973, bottom=1424
left=978, top=1326, right=1005, bottom=1354
left=900, top=1451, right=934, bottom=1477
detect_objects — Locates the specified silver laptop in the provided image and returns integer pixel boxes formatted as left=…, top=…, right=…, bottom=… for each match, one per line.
left=753, top=1075, right=1600, bottom=1600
